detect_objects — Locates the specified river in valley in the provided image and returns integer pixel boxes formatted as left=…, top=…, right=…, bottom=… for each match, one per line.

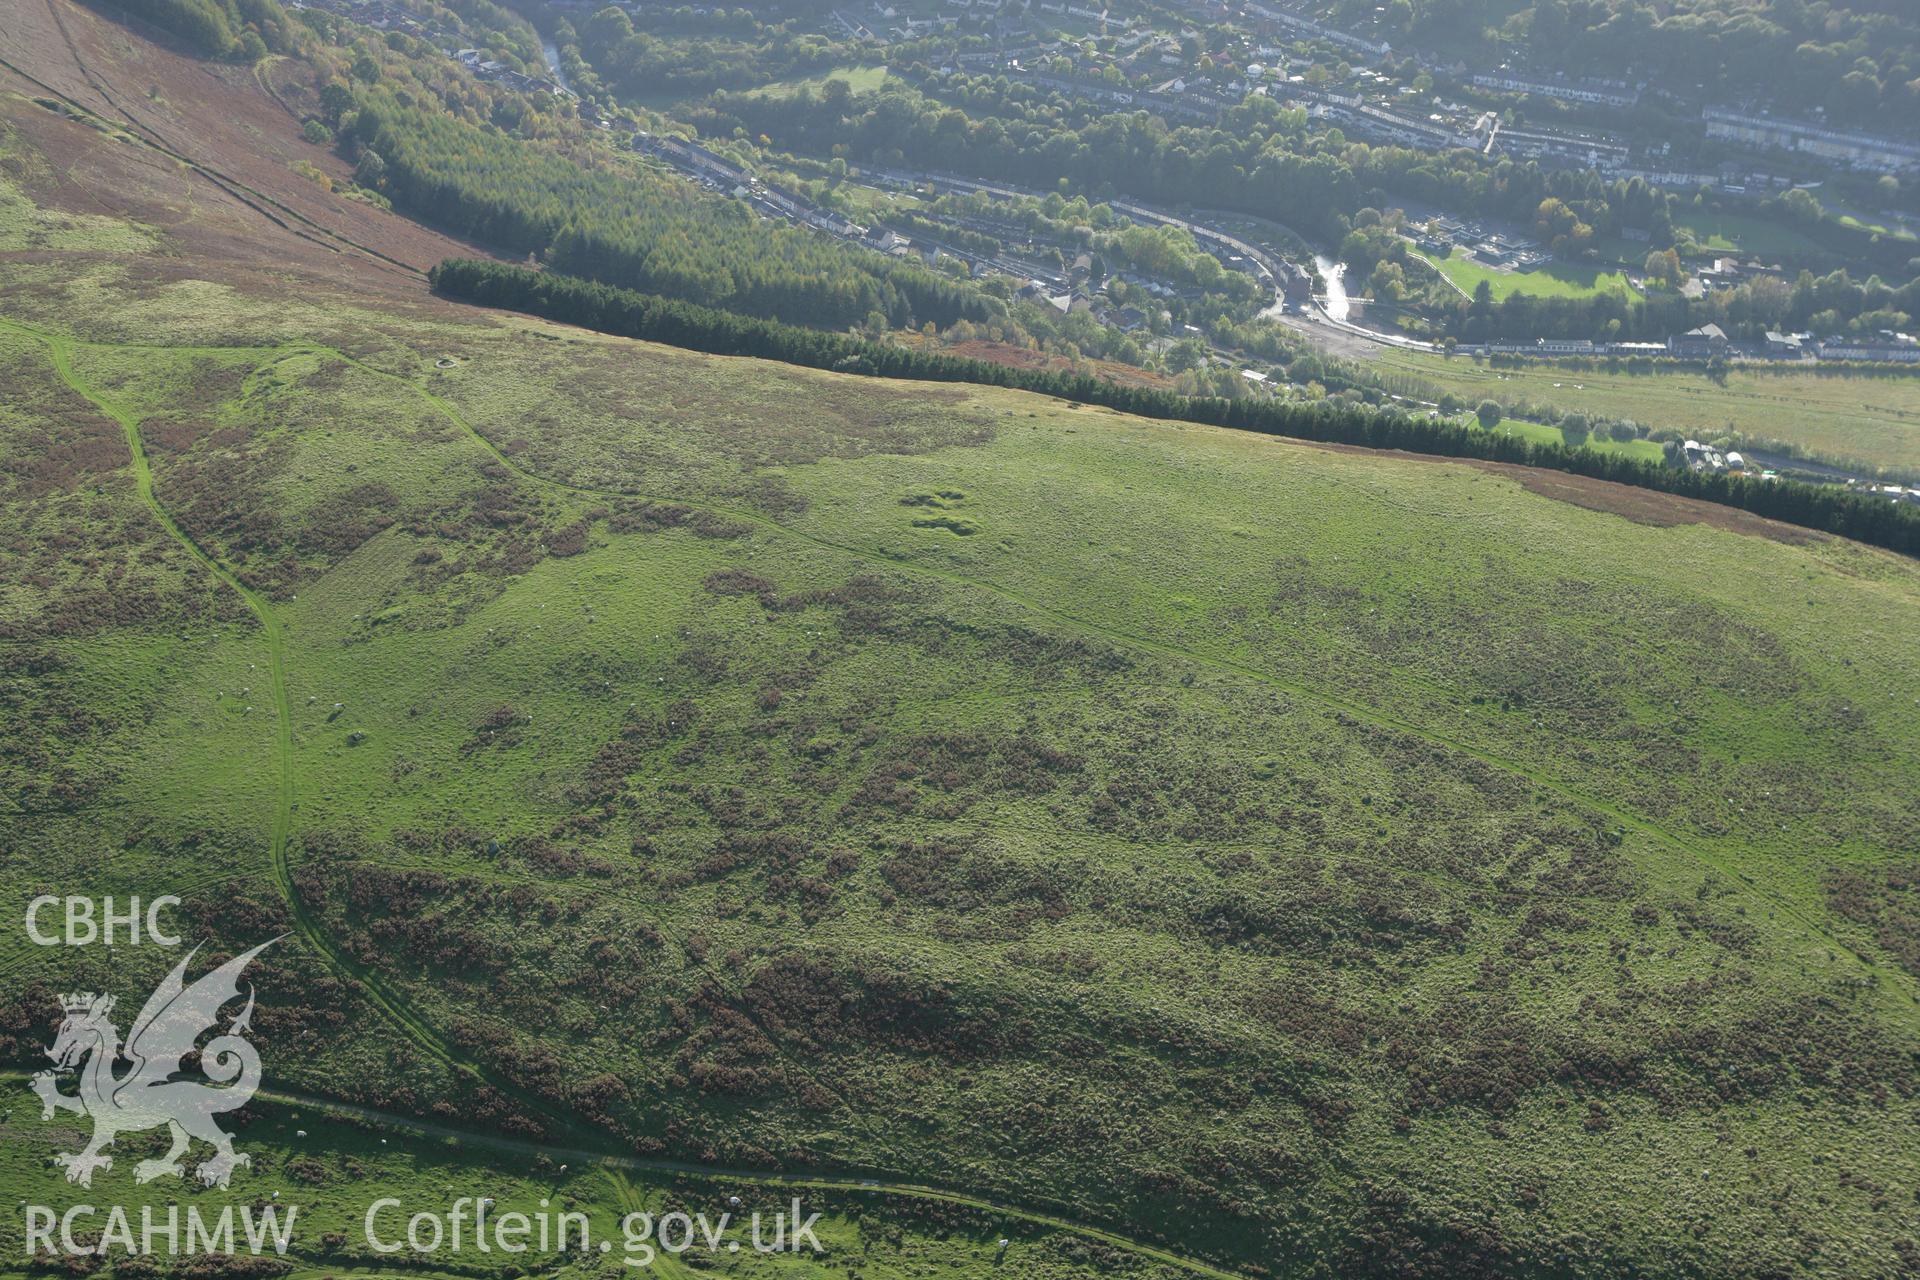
left=540, top=39, right=573, bottom=95
left=1314, top=255, right=1350, bottom=322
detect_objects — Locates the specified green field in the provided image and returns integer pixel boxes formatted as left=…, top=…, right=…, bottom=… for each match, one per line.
left=1835, top=213, right=1919, bottom=242
left=1670, top=208, right=1822, bottom=259
left=1424, top=246, right=1638, bottom=300
left=1380, top=348, right=1920, bottom=474
left=7, top=44, right=1920, bottom=1280
left=746, top=64, right=892, bottom=98
left=1477, top=414, right=1666, bottom=462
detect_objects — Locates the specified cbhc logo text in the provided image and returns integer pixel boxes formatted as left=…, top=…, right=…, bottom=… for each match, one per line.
left=26, top=896, right=182, bottom=946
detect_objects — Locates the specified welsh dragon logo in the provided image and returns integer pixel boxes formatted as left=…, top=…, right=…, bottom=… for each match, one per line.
left=29, top=939, right=279, bottom=1189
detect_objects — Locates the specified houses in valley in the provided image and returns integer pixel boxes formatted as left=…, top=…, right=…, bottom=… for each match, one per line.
left=1703, top=108, right=1920, bottom=176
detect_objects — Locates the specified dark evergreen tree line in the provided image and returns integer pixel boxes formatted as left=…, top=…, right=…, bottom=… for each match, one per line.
left=430, top=258, right=1920, bottom=558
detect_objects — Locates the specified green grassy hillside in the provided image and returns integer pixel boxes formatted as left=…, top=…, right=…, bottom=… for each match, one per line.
left=4, top=72, right=1920, bottom=1280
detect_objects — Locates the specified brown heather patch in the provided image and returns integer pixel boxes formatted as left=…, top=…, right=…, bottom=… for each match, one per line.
left=0, top=0, right=497, bottom=315
left=1488, top=461, right=1822, bottom=544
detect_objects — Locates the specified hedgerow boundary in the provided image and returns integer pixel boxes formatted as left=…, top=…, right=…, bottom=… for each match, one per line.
left=429, top=258, right=1920, bottom=559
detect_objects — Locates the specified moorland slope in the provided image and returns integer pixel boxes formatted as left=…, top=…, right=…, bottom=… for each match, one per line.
left=3, top=7, right=1920, bottom=1277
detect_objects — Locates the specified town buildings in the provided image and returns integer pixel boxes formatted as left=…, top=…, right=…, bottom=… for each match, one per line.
left=1703, top=108, right=1920, bottom=175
